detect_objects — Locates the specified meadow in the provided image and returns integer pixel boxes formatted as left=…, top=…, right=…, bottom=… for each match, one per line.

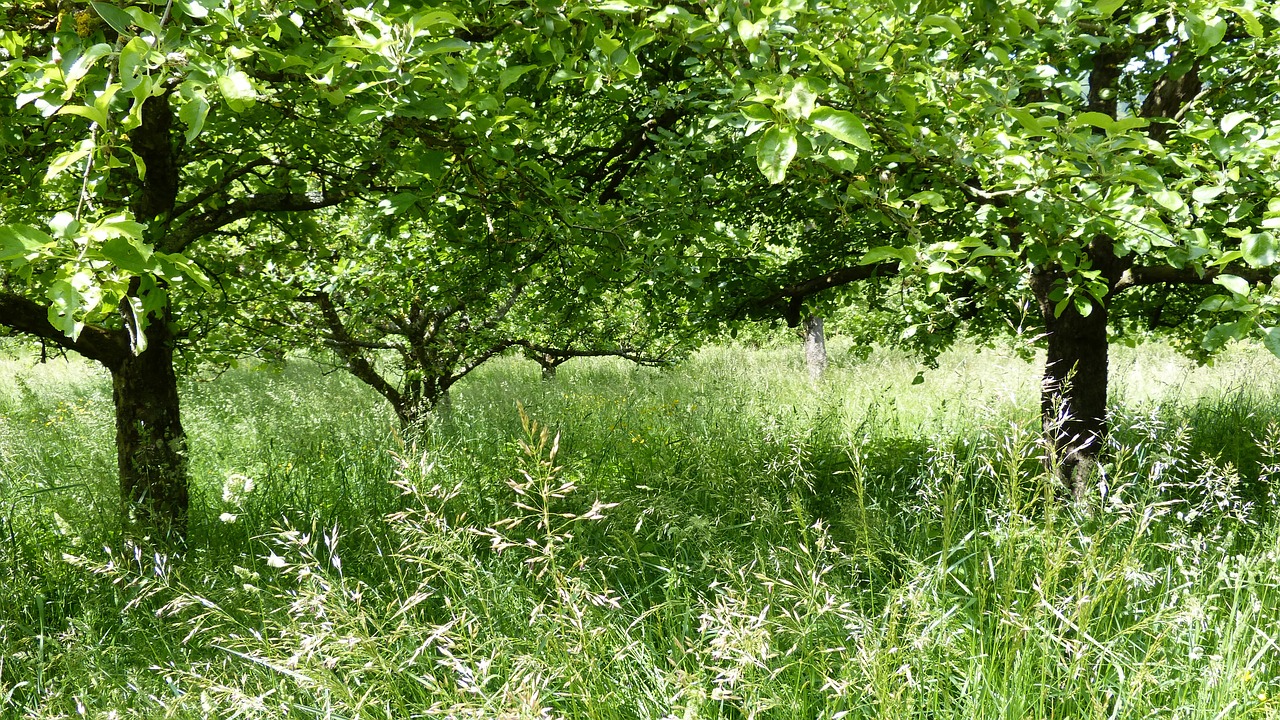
left=1, top=340, right=1279, bottom=719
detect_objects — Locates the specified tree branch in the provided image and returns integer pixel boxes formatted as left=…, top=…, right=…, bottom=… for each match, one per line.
left=738, top=262, right=899, bottom=326
left=165, top=189, right=356, bottom=253
left=0, top=292, right=129, bottom=370
left=308, top=291, right=404, bottom=409
left=170, top=157, right=275, bottom=222
left=1114, top=264, right=1278, bottom=292
left=514, top=339, right=674, bottom=367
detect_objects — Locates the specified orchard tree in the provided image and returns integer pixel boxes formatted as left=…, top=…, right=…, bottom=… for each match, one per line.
left=701, top=0, right=1280, bottom=490
left=0, top=0, right=678, bottom=533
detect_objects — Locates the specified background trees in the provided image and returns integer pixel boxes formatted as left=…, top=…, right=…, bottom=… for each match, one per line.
left=3, top=0, right=1280, bottom=532
left=714, top=0, right=1280, bottom=488
left=0, top=0, right=638, bottom=531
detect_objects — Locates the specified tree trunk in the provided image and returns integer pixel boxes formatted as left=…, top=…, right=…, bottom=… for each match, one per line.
left=0, top=291, right=189, bottom=536
left=394, top=375, right=452, bottom=433
left=535, top=353, right=565, bottom=381
left=1031, top=273, right=1110, bottom=498
left=803, top=314, right=827, bottom=383
left=112, top=319, right=189, bottom=538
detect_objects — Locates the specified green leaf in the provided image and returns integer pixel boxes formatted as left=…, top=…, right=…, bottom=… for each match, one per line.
left=1202, top=320, right=1248, bottom=351
left=217, top=71, right=257, bottom=112
left=91, top=2, right=135, bottom=35
left=499, top=65, right=535, bottom=90
left=44, top=142, right=93, bottom=183
left=180, top=0, right=212, bottom=19
left=47, top=280, right=84, bottom=339
left=126, top=7, right=162, bottom=35
left=1198, top=15, right=1228, bottom=53
left=1263, top=327, right=1280, bottom=359
left=741, top=103, right=774, bottom=123
left=65, top=44, right=113, bottom=85
left=347, top=105, right=382, bottom=124
left=1151, top=190, right=1185, bottom=213
left=178, top=94, right=210, bottom=141
left=119, top=36, right=151, bottom=92
left=1111, top=117, right=1148, bottom=132
left=1221, top=111, right=1252, bottom=135
left=1072, top=111, right=1115, bottom=132
left=809, top=107, right=871, bottom=150
left=1093, top=0, right=1125, bottom=17
left=907, top=190, right=950, bottom=211
left=1008, top=108, right=1045, bottom=135
left=1214, top=273, right=1251, bottom=296
left=100, top=235, right=154, bottom=274
left=921, top=14, right=964, bottom=40
left=0, top=225, right=56, bottom=262
left=756, top=126, right=798, bottom=184
left=420, top=38, right=470, bottom=56
left=84, top=214, right=147, bottom=244
left=56, top=104, right=109, bottom=126
left=779, top=79, right=819, bottom=120
left=969, top=244, right=1018, bottom=259
left=1230, top=6, right=1265, bottom=38
left=1120, top=167, right=1165, bottom=192
left=1242, top=232, right=1278, bottom=268
left=410, top=10, right=465, bottom=30
left=860, top=246, right=911, bottom=265
left=1191, top=186, right=1225, bottom=204
left=824, top=147, right=859, bottom=172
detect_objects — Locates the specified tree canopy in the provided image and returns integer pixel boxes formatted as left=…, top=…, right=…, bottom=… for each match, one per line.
left=3, top=0, right=1280, bottom=528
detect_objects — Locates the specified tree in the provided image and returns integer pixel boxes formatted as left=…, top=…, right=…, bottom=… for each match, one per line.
left=0, top=0, right=673, bottom=532
left=695, top=0, right=1280, bottom=491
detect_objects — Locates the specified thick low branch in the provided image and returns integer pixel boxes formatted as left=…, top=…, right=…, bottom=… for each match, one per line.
left=0, top=292, right=129, bottom=370
left=514, top=339, right=674, bottom=367
left=307, top=292, right=404, bottom=409
left=1114, top=264, right=1278, bottom=292
left=739, top=261, right=899, bottom=326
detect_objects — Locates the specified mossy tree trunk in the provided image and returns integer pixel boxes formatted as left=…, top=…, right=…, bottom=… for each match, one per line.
left=113, top=317, right=189, bottom=537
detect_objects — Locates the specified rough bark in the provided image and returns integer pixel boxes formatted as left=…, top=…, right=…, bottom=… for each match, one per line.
left=1031, top=272, right=1110, bottom=498
left=113, top=316, right=189, bottom=537
left=803, top=314, right=827, bottom=383
left=109, top=95, right=191, bottom=537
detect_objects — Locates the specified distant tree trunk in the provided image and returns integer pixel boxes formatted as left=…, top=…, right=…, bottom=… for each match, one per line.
left=393, top=375, right=453, bottom=433
left=112, top=319, right=189, bottom=538
left=531, top=352, right=567, bottom=380
left=1031, top=272, right=1110, bottom=498
left=537, top=353, right=568, bottom=381
left=803, top=314, right=827, bottom=383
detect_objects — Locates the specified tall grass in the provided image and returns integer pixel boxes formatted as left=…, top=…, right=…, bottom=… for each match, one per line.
left=1, top=342, right=1279, bottom=718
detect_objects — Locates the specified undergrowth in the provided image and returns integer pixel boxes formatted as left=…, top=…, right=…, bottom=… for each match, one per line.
left=1, top=343, right=1279, bottom=718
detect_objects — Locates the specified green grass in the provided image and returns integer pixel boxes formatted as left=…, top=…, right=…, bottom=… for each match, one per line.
left=2, top=341, right=1280, bottom=718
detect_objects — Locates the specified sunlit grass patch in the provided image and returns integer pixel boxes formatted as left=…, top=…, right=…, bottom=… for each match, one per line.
left=2, top=341, right=1280, bottom=718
